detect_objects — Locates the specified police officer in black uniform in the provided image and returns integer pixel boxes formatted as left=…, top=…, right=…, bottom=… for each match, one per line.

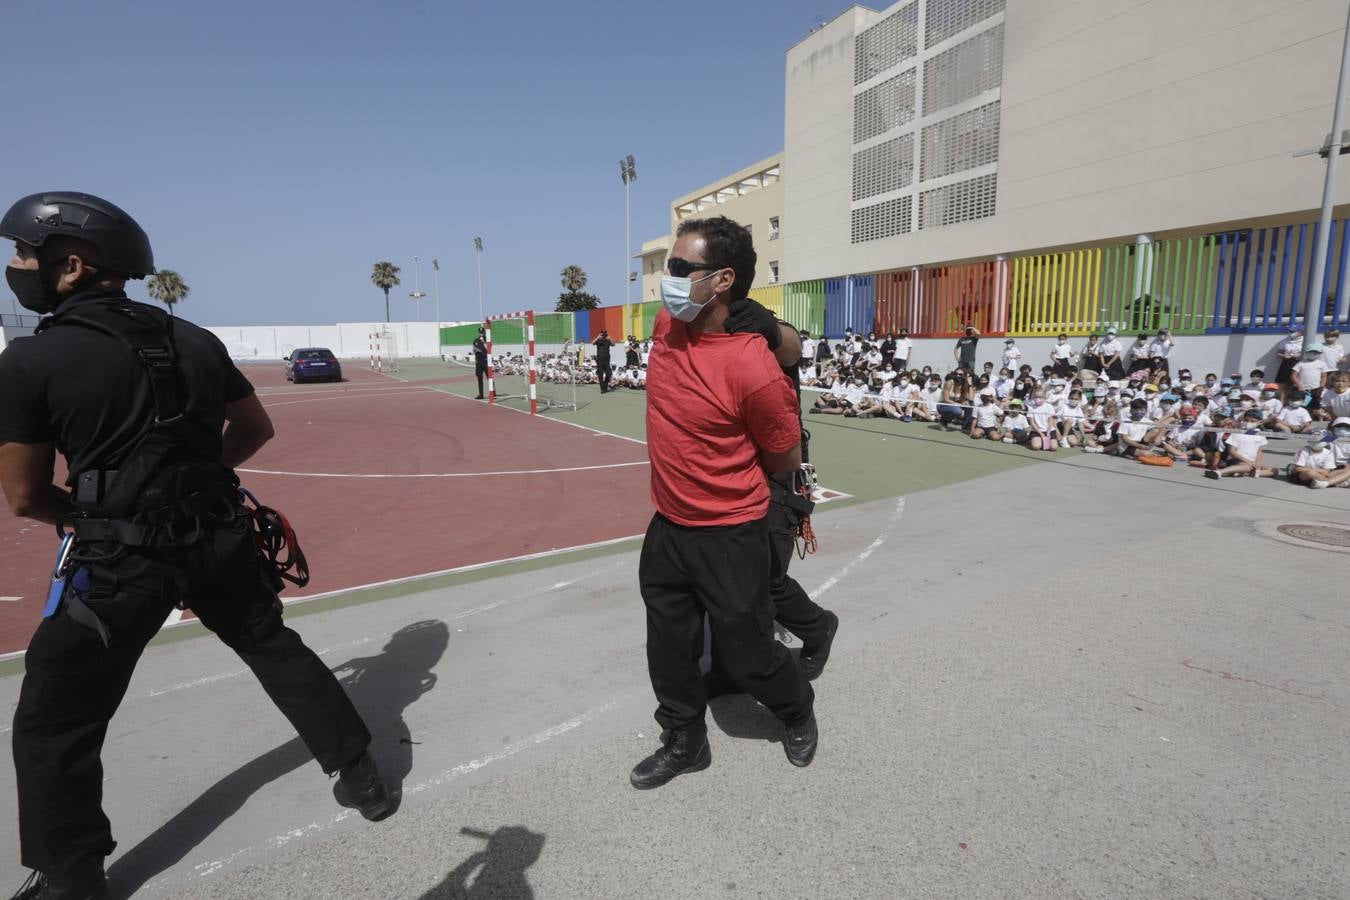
left=0, top=193, right=392, bottom=900
left=593, top=329, right=614, bottom=393
left=706, top=298, right=840, bottom=695
left=473, top=327, right=488, bottom=399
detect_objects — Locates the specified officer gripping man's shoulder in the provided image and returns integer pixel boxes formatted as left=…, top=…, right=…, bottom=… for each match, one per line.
left=0, top=192, right=392, bottom=900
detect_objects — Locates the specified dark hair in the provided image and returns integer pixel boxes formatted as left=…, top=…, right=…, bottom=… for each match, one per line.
left=675, top=216, right=756, bottom=302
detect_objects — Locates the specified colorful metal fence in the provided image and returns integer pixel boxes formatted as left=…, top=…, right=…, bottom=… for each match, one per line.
left=573, top=309, right=591, bottom=341
left=783, top=280, right=826, bottom=335
left=874, top=269, right=920, bottom=334
left=748, top=284, right=785, bottom=320
left=920, top=260, right=1008, bottom=337
left=824, top=276, right=876, bottom=336
left=1010, top=249, right=1100, bottom=336
left=1211, top=221, right=1350, bottom=333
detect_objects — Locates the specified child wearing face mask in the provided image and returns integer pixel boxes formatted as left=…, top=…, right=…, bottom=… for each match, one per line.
left=1055, top=390, right=1086, bottom=447
left=1000, top=399, right=1031, bottom=445
left=914, top=375, right=943, bottom=423
left=1163, top=405, right=1206, bottom=462
left=1204, top=411, right=1277, bottom=478
left=1330, top=416, right=1350, bottom=477
left=1024, top=391, right=1059, bottom=450
left=1287, top=432, right=1343, bottom=488
left=1113, top=399, right=1156, bottom=458
left=970, top=392, right=1004, bottom=441
left=1272, top=397, right=1314, bottom=433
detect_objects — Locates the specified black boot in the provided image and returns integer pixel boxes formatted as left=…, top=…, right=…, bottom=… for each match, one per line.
left=333, top=751, right=395, bottom=821
left=630, top=728, right=711, bottom=789
left=783, top=710, right=818, bottom=768
left=11, top=864, right=109, bottom=900
left=798, top=611, right=839, bottom=681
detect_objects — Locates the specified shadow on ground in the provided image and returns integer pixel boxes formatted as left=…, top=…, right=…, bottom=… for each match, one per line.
left=108, top=619, right=449, bottom=897
left=418, top=825, right=546, bottom=899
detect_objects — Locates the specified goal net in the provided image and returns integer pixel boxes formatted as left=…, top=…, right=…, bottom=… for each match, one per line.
left=369, top=330, right=400, bottom=373
left=485, top=311, right=578, bottom=413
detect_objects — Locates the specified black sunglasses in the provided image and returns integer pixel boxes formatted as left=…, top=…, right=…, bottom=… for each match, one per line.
left=666, top=257, right=727, bottom=278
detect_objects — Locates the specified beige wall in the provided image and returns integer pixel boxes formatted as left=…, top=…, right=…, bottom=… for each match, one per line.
left=785, top=0, right=1350, bottom=281
left=636, top=236, right=670, bottom=304
left=668, top=155, right=785, bottom=291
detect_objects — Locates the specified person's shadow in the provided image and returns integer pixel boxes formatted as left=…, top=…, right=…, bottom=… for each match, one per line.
left=108, top=619, right=449, bottom=897
left=419, top=826, right=546, bottom=899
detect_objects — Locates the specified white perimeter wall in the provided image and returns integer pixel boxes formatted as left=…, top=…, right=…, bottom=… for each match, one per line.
left=204, top=321, right=452, bottom=360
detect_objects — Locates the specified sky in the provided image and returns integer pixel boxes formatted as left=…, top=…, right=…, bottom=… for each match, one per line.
left=3, top=0, right=850, bottom=326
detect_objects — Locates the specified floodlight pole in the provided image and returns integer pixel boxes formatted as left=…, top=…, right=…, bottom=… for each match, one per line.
left=621, top=155, right=636, bottom=309
left=432, top=258, right=440, bottom=326
left=1305, top=0, right=1350, bottom=350
left=474, top=237, right=485, bottom=322
left=410, top=255, right=427, bottom=321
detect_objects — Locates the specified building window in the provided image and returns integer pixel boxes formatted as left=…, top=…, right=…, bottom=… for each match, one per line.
left=769, top=217, right=780, bottom=240
left=769, top=261, right=780, bottom=284
left=851, top=196, right=913, bottom=243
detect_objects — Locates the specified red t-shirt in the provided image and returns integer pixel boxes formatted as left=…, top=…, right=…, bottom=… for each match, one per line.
left=645, top=309, right=801, bottom=526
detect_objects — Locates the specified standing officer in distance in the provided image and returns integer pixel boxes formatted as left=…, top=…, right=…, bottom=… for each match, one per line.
left=0, top=193, right=391, bottom=900
left=473, top=326, right=488, bottom=398
left=593, top=328, right=614, bottom=393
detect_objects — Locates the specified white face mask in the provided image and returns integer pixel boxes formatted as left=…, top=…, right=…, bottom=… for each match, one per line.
left=659, top=271, right=719, bottom=322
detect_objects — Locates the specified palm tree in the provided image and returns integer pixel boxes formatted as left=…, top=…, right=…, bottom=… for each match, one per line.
left=560, top=265, right=587, bottom=293
left=146, top=269, right=189, bottom=314
left=371, top=261, right=401, bottom=323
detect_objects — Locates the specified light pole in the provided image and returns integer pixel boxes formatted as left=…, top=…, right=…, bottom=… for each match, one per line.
left=432, top=258, right=440, bottom=325
left=620, top=154, right=636, bottom=308
left=409, top=255, right=427, bottom=321
left=473, top=236, right=485, bottom=323
left=1304, top=1, right=1350, bottom=349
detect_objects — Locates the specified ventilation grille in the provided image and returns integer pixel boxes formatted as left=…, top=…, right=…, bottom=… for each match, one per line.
left=923, top=24, right=1004, bottom=115
left=920, top=101, right=1000, bottom=182
left=853, top=69, right=917, bottom=143
left=919, top=173, right=998, bottom=230
left=925, top=0, right=1004, bottom=47
left=852, top=196, right=913, bottom=243
left=854, top=1, right=919, bottom=85
left=853, top=135, right=915, bottom=202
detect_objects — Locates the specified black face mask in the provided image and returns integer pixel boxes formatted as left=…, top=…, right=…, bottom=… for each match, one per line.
left=5, top=266, right=63, bottom=314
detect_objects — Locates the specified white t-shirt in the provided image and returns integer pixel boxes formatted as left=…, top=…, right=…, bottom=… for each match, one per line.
left=877, top=383, right=897, bottom=404
left=1259, top=397, right=1284, bottom=418
left=894, top=383, right=920, bottom=404
left=1295, top=446, right=1335, bottom=470
left=1322, top=341, right=1345, bottom=370
left=974, top=403, right=1002, bottom=428
left=920, top=386, right=943, bottom=412
left=1119, top=417, right=1153, bottom=441
left=1027, top=401, right=1057, bottom=432
left=1002, top=345, right=1023, bottom=369
left=1279, top=337, right=1303, bottom=359
left=992, top=376, right=1015, bottom=400
left=1051, top=341, right=1073, bottom=361
left=800, top=364, right=817, bottom=382
left=844, top=383, right=867, bottom=406
left=894, top=337, right=913, bottom=361
left=1148, top=337, right=1172, bottom=359
left=1057, top=401, right=1086, bottom=426
left=1099, top=338, right=1123, bottom=361
left=877, top=368, right=897, bottom=384
left=1278, top=406, right=1312, bottom=428
left=865, top=350, right=883, bottom=367
left=1002, top=412, right=1029, bottom=432
left=1293, top=359, right=1327, bottom=389
left=1171, top=422, right=1205, bottom=448
left=801, top=337, right=817, bottom=360
left=1225, top=431, right=1267, bottom=461
left=1325, top=387, right=1350, bottom=419
left=1128, top=341, right=1151, bottom=363
left=1333, top=439, right=1350, bottom=465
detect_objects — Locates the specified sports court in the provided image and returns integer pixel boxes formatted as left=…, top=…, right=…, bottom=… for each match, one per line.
left=2, top=361, right=1347, bottom=898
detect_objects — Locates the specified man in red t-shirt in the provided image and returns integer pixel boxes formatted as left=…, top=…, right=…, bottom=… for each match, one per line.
left=631, top=216, right=817, bottom=790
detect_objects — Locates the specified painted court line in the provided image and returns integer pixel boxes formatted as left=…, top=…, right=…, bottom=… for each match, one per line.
left=237, top=460, right=648, bottom=479
left=178, top=700, right=619, bottom=884
left=809, top=496, right=906, bottom=601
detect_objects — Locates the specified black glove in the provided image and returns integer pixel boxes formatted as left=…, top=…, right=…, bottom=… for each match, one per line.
left=724, top=298, right=782, bottom=350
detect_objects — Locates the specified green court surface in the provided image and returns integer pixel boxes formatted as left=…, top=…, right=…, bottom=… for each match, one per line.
left=395, top=360, right=1045, bottom=504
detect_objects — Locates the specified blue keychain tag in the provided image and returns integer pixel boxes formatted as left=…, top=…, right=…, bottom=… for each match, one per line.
left=43, top=535, right=75, bottom=618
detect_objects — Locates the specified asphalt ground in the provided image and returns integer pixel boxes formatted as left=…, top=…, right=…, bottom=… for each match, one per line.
left=0, top=364, right=1347, bottom=898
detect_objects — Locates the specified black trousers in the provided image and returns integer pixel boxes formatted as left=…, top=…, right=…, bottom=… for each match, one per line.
left=597, top=360, right=612, bottom=392
left=761, top=498, right=832, bottom=646
left=640, top=513, right=812, bottom=733
left=475, top=360, right=487, bottom=396
left=13, top=544, right=370, bottom=876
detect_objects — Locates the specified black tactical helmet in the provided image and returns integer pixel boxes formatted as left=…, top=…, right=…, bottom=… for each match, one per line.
left=0, top=192, right=154, bottom=279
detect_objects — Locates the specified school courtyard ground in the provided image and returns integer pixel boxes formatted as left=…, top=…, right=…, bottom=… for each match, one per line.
left=0, top=362, right=1346, bottom=898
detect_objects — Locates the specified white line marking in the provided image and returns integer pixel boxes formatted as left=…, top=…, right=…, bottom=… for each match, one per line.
left=181, top=701, right=618, bottom=881
left=0, top=597, right=21, bottom=603
left=236, top=460, right=648, bottom=479
left=809, top=497, right=906, bottom=601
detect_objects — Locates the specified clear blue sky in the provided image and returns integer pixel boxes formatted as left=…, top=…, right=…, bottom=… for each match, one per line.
left=5, top=0, right=850, bottom=326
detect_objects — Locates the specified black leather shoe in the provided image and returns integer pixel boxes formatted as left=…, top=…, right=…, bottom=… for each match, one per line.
left=798, top=611, right=839, bottom=681
left=783, top=711, right=818, bottom=767
left=12, top=868, right=109, bottom=900
left=630, top=729, right=711, bottom=789
left=702, top=666, right=742, bottom=700
left=333, top=751, right=395, bottom=821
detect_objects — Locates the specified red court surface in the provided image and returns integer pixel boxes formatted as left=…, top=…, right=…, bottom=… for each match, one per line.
left=0, top=365, right=653, bottom=656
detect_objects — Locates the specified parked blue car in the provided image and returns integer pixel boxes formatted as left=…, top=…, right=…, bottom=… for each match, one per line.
left=285, top=347, right=343, bottom=383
